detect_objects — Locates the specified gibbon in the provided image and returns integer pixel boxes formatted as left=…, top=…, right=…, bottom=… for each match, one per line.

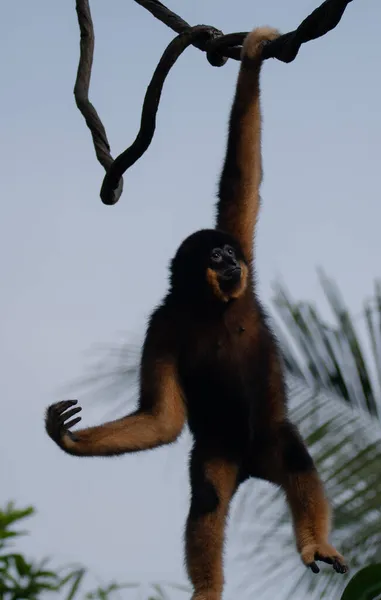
left=45, top=26, right=348, bottom=600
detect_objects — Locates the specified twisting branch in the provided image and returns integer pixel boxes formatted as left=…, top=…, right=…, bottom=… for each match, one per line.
left=132, top=0, right=240, bottom=63
left=262, top=0, right=354, bottom=63
left=74, top=0, right=123, bottom=200
left=100, top=25, right=227, bottom=205
left=74, top=0, right=354, bottom=205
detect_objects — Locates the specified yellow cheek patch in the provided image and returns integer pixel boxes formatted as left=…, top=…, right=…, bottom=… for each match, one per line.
left=206, top=261, right=248, bottom=303
left=206, top=268, right=230, bottom=303
left=230, top=261, right=248, bottom=299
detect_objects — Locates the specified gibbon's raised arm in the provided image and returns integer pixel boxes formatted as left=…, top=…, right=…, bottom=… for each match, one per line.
left=216, top=27, right=280, bottom=264
left=45, top=312, right=186, bottom=457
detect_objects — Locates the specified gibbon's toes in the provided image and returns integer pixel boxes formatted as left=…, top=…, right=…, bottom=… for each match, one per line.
left=241, top=26, right=281, bottom=61
left=301, top=543, right=348, bottom=575
left=309, top=562, right=320, bottom=574
left=332, top=558, right=349, bottom=575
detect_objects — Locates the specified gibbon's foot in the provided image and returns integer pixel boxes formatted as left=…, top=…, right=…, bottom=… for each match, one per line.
left=301, top=542, right=348, bottom=574
left=45, top=399, right=82, bottom=443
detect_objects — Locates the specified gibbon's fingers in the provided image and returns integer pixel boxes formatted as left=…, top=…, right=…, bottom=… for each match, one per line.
left=241, top=27, right=280, bottom=63
left=65, top=417, right=82, bottom=430
left=54, top=399, right=78, bottom=414
left=59, top=406, right=82, bottom=424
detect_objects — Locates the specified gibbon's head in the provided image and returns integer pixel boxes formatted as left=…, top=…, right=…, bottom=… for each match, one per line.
left=170, top=229, right=248, bottom=304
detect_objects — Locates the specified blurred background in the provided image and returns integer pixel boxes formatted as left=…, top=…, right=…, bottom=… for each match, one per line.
left=1, top=0, right=381, bottom=598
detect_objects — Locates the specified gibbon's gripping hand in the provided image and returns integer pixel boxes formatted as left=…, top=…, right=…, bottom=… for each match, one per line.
left=241, top=26, right=280, bottom=63
left=45, top=400, right=82, bottom=448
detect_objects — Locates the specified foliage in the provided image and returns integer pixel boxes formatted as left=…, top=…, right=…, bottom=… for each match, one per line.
left=340, top=564, right=381, bottom=600
left=0, top=501, right=134, bottom=599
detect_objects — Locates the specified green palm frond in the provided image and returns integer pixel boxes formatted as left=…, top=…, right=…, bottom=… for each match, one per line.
left=273, top=271, right=381, bottom=417
left=340, top=564, right=381, bottom=600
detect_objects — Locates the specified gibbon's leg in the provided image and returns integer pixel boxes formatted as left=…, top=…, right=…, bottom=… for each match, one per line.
left=185, top=445, right=240, bottom=600
left=258, top=422, right=348, bottom=574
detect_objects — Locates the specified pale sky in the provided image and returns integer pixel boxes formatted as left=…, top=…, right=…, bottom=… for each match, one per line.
left=1, top=0, right=380, bottom=599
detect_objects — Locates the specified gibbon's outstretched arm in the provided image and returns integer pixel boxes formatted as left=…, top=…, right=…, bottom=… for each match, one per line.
left=217, top=27, right=280, bottom=264
left=45, top=314, right=186, bottom=456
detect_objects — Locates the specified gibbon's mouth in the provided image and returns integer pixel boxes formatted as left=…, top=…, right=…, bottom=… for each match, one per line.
left=220, top=266, right=241, bottom=281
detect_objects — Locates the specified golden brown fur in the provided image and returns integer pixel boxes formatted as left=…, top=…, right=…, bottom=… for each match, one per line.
left=217, top=27, right=280, bottom=263
left=45, top=26, right=348, bottom=599
left=60, top=359, right=186, bottom=456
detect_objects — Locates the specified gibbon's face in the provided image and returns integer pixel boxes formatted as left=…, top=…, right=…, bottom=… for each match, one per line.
left=209, top=245, right=241, bottom=289
left=206, top=243, right=248, bottom=302
left=170, top=229, right=248, bottom=304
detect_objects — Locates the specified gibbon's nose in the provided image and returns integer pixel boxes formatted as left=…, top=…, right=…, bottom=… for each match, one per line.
left=225, top=254, right=238, bottom=267
left=225, top=265, right=241, bottom=279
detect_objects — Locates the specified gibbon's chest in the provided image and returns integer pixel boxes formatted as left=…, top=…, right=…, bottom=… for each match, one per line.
left=177, top=307, right=269, bottom=447
left=194, top=319, right=250, bottom=363
left=178, top=307, right=261, bottom=398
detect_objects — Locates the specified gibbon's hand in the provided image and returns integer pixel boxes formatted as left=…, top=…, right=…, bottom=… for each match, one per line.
left=45, top=400, right=82, bottom=446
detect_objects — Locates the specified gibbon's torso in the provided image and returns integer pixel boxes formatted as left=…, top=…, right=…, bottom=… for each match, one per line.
left=160, top=290, right=287, bottom=457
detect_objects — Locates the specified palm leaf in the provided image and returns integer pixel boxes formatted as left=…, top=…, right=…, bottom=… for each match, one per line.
left=340, top=564, right=381, bottom=599
left=273, top=271, right=381, bottom=416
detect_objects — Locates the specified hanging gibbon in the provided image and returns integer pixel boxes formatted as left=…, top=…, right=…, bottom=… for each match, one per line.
left=45, top=26, right=348, bottom=600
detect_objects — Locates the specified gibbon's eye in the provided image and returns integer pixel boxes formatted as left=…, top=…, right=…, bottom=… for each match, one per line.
left=225, top=246, right=235, bottom=257
left=211, top=249, right=223, bottom=263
